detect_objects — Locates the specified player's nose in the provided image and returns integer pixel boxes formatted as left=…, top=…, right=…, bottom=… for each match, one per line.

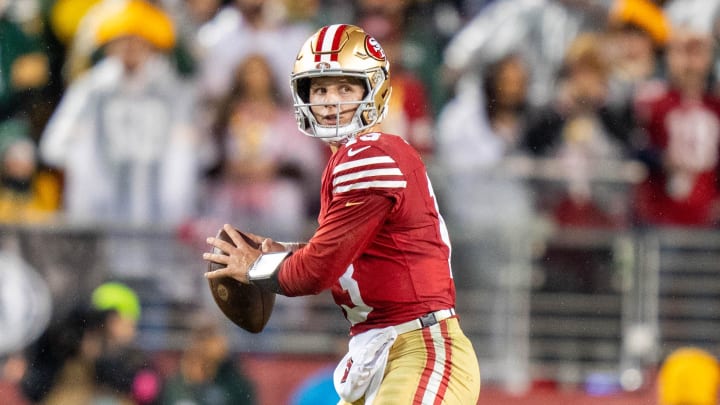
left=323, top=88, right=344, bottom=102
left=319, top=96, right=340, bottom=110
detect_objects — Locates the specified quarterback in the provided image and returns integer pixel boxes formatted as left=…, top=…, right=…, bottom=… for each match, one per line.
left=204, top=24, right=481, bottom=404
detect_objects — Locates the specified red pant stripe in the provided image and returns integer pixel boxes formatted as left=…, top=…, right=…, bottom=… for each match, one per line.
left=433, top=321, right=453, bottom=405
left=413, top=327, right=436, bottom=404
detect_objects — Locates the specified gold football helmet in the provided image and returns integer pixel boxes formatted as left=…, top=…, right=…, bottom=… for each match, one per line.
left=290, top=24, right=391, bottom=143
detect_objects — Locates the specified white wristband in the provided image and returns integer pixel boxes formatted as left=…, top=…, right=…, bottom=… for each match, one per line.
left=247, top=251, right=291, bottom=280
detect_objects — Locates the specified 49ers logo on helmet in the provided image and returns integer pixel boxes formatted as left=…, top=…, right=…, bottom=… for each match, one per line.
left=365, top=36, right=385, bottom=61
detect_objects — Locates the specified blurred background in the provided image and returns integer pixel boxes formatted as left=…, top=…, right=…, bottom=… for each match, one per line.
left=2, top=0, right=720, bottom=404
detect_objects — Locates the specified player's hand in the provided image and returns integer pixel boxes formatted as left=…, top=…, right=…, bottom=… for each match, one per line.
left=203, top=224, right=262, bottom=284
left=239, top=230, right=286, bottom=253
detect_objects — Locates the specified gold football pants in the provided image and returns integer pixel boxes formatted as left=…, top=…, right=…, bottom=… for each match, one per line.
left=339, top=317, right=481, bottom=405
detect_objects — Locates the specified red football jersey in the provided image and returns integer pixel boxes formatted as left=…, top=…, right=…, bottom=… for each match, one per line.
left=635, top=89, right=720, bottom=226
left=278, top=132, right=455, bottom=334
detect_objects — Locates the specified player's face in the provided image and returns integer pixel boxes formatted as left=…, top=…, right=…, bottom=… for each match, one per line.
left=308, top=76, right=365, bottom=126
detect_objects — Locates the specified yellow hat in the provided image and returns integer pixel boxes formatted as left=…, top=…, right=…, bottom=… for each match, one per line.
left=91, top=281, right=141, bottom=321
left=50, top=0, right=102, bottom=45
left=658, top=347, right=720, bottom=405
left=94, top=0, right=175, bottom=50
left=609, top=0, right=670, bottom=46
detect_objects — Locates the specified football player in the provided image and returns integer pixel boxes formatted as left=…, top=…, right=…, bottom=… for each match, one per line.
left=204, top=24, right=481, bottom=404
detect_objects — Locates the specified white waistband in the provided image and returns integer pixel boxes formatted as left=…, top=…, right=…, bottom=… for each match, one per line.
left=393, top=308, right=456, bottom=335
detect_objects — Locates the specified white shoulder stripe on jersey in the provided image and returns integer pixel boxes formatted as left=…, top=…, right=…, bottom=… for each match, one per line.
left=333, top=180, right=407, bottom=194
left=332, top=168, right=403, bottom=186
left=333, top=156, right=396, bottom=175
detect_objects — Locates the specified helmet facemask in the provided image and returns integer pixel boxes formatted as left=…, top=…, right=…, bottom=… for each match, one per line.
left=291, top=70, right=387, bottom=144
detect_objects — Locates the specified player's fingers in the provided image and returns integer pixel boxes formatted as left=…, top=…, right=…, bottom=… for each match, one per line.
left=206, top=236, right=236, bottom=254
left=261, top=238, right=276, bottom=253
left=243, top=231, right=266, bottom=248
left=222, top=224, right=257, bottom=251
left=204, top=265, right=250, bottom=284
left=204, top=266, right=229, bottom=279
left=222, top=223, right=243, bottom=246
left=202, top=251, right=229, bottom=265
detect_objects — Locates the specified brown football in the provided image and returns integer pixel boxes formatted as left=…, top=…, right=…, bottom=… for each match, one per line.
left=207, top=228, right=275, bottom=333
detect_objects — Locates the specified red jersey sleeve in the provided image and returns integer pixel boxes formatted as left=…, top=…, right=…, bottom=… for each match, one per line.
left=278, top=193, right=393, bottom=296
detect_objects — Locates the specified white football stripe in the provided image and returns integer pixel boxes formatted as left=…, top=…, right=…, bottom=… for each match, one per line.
left=318, top=24, right=344, bottom=62
left=333, top=168, right=403, bottom=186
left=333, top=180, right=407, bottom=194
left=333, top=156, right=396, bottom=174
left=421, top=324, right=448, bottom=404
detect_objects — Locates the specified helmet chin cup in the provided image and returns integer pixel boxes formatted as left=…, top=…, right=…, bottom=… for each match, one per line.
left=295, top=99, right=370, bottom=143
left=313, top=122, right=362, bottom=144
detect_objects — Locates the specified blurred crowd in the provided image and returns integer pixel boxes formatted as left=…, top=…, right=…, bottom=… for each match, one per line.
left=437, top=0, right=720, bottom=232
left=2, top=0, right=720, bottom=238
left=1, top=279, right=258, bottom=404
left=0, top=0, right=459, bottom=241
left=3, top=0, right=720, bottom=402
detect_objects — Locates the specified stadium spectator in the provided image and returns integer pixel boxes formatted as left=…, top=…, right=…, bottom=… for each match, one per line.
left=39, top=0, right=205, bottom=226
left=195, top=0, right=316, bottom=105
left=54, top=0, right=198, bottom=82
left=0, top=249, right=52, bottom=405
left=51, top=0, right=119, bottom=83
left=160, top=311, right=257, bottom=404
left=0, top=1, right=50, bottom=137
left=434, top=52, right=534, bottom=285
left=90, top=281, right=161, bottom=405
left=355, top=0, right=436, bottom=158
left=603, top=0, right=669, bottom=113
left=21, top=281, right=160, bottom=405
left=159, top=0, right=224, bottom=66
left=356, top=0, right=453, bottom=117
left=20, top=303, right=107, bottom=404
left=0, top=118, right=60, bottom=223
left=631, top=17, right=720, bottom=227
left=524, top=32, right=631, bottom=228
left=442, top=0, right=610, bottom=110
left=190, top=52, right=324, bottom=242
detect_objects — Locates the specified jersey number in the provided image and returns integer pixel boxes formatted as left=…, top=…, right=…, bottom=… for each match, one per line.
left=338, top=265, right=373, bottom=326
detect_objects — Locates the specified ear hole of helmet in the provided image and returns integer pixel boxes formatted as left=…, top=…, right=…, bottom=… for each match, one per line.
left=296, top=78, right=311, bottom=103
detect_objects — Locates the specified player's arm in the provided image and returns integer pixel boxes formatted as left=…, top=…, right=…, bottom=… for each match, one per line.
left=204, top=195, right=392, bottom=295
left=278, top=193, right=394, bottom=296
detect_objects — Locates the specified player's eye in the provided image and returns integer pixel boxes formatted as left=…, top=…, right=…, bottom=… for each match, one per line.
left=340, top=85, right=357, bottom=95
left=310, top=87, right=326, bottom=95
